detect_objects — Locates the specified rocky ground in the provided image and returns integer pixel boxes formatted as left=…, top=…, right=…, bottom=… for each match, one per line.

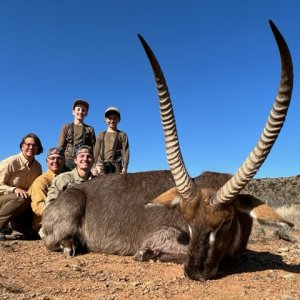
left=0, top=225, right=299, bottom=300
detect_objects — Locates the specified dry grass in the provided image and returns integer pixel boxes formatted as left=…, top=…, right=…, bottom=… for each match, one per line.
left=276, top=204, right=300, bottom=229
left=244, top=174, right=300, bottom=243
left=250, top=204, right=300, bottom=243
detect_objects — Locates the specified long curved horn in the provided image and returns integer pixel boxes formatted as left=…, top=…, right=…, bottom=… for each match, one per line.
left=138, top=34, right=196, bottom=200
left=210, top=20, right=293, bottom=207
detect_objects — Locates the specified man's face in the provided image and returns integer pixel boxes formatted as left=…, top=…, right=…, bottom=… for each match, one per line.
left=46, top=152, right=65, bottom=175
left=75, top=149, right=94, bottom=171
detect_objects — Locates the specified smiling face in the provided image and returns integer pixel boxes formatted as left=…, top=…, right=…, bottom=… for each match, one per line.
left=46, top=152, right=65, bottom=175
left=72, top=104, right=88, bottom=122
left=105, top=113, right=120, bottom=131
left=74, top=148, right=94, bottom=171
left=21, top=137, right=39, bottom=161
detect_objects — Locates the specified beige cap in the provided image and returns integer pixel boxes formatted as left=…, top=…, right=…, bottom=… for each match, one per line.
left=75, top=145, right=94, bottom=157
left=105, top=106, right=121, bottom=120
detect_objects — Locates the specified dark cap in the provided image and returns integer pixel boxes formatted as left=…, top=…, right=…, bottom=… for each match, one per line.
left=73, top=99, right=89, bottom=111
left=104, top=106, right=121, bottom=120
left=47, top=147, right=65, bottom=158
left=75, top=145, right=94, bottom=157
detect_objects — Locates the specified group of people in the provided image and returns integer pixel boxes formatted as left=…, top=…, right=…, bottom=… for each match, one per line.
left=0, top=99, right=129, bottom=241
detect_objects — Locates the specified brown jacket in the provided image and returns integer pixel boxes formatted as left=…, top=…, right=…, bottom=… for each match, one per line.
left=94, top=130, right=129, bottom=174
left=58, top=122, right=96, bottom=160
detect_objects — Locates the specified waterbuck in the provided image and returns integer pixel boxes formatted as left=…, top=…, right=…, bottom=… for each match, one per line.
left=42, top=20, right=294, bottom=281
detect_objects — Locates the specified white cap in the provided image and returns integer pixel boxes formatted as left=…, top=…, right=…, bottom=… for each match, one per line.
left=105, top=106, right=121, bottom=120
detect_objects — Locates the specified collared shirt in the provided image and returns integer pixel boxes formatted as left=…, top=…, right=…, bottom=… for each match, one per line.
left=0, top=152, right=42, bottom=195
left=28, top=169, right=57, bottom=230
left=45, top=168, right=93, bottom=206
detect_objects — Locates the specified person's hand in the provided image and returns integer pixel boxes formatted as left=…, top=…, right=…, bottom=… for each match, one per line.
left=91, top=167, right=98, bottom=177
left=13, top=188, right=29, bottom=198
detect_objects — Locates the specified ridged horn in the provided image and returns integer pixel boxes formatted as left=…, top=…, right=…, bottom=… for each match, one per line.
left=210, top=20, right=293, bottom=207
left=138, top=34, right=196, bottom=200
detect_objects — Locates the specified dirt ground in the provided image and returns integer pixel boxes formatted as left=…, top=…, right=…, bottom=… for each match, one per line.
left=0, top=227, right=299, bottom=300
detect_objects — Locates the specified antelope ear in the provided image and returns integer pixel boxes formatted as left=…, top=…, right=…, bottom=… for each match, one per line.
left=238, top=195, right=294, bottom=228
left=147, top=187, right=181, bottom=207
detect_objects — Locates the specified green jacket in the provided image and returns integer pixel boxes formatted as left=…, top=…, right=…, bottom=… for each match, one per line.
left=45, top=168, right=93, bottom=206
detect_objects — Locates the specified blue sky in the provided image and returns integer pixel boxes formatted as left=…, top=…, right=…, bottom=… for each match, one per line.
left=0, top=1, right=299, bottom=178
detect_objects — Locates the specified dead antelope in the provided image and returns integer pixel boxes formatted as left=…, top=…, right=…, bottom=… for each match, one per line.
left=42, top=20, right=293, bottom=281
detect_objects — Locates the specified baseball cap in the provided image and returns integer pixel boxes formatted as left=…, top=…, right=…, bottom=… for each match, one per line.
left=75, top=145, right=94, bottom=157
left=105, top=106, right=121, bottom=120
left=47, top=147, right=65, bottom=158
left=73, top=99, right=89, bottom=111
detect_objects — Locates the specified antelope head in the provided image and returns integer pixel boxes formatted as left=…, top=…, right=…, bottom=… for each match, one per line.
left=139, top=20, right=294, bottom=280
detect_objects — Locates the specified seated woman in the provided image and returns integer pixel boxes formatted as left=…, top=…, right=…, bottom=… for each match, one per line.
left=0, top=133, right=43, bottom=240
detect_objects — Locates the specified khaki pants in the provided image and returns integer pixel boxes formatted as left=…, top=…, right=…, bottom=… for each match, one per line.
left=103, top=162, right=122, bottom=174
left=0, top=194, right=39, bottom=239
left=65, top=159, right=76, bottom=171
left=0, top=194, right=29, bottom=230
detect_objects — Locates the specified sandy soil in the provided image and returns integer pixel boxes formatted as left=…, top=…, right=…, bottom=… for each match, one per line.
left=0, top=228, right=299, bottom=300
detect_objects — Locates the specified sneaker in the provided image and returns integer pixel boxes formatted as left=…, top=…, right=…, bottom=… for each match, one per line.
left=1, top=226, right=13, bottom=235
left=0, top=233, right=5, bottom=241
left=0, top=225, right=13, bottom=241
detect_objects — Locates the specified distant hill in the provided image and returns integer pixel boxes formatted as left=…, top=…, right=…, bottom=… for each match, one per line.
left=243, top=175, right=300, bottom=207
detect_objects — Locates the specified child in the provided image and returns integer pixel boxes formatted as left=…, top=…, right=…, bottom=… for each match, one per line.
left=58, top=99, right=96, bottom=170
left=94, top=106, right=129, bottom=174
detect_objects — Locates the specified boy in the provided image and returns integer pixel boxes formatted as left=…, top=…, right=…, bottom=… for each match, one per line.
left=94, top=107, right=129, bottom=174
left=58, top=99, right=96, bottom=170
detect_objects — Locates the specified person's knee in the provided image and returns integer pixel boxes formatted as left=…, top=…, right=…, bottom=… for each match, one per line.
left=12, top=196, right=31, bottom=210
left=0, top=194, right=30, bottom=215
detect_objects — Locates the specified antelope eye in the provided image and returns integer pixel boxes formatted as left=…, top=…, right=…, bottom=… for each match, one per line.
left=222, top=219, right=232, bottom=227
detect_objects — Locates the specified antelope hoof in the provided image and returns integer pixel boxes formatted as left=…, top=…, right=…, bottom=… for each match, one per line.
left=60, top=239, right=76, bottom=257
left=133, top=247, right=157, bottom=261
